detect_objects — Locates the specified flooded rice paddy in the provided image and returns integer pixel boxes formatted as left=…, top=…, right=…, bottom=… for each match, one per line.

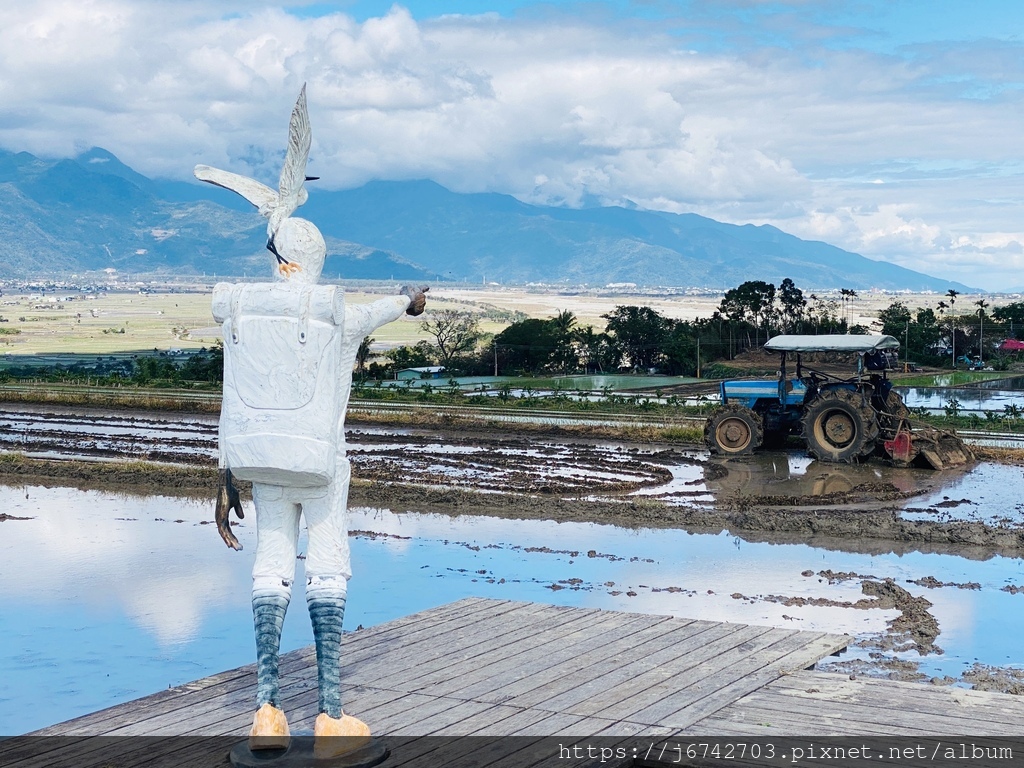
left=3, top=403, right=1024, bottom=735
left=897, top=374, right=1024, bottom=414
left=4, top=475, right=1024, bottom=735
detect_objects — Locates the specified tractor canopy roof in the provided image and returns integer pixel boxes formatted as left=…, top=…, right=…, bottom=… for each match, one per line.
left=763, top=334, right=901, bottom=353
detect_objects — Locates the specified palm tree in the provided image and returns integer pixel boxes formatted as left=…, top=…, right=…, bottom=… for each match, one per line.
left=936, top=301, right=949, bottom=362
left=946, top=290, right=960, bottom=367
left=839, top=288, right=859, bottom=329
left=975, top=299, right=989, bottom=363
left=356, top=335, right=374, bottom=375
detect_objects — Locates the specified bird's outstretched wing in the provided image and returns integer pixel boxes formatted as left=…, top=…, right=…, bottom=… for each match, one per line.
left=194, top=164, right=278, bottom=216
left=277, top=83, right=311, bottom=210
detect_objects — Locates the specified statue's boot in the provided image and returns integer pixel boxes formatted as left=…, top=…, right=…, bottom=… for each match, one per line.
left=250, top=703, right=290, bottom=750
left=313, top=712, right=371, bottom=759
left=308, top=579, right=369, bottom=759
left=250, top=584, right=291, bottom=750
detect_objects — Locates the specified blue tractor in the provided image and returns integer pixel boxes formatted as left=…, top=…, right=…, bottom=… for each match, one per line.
left=704, top=334, right=972, bottom=468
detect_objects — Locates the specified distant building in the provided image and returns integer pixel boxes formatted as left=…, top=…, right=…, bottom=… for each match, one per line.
left=396, top=366, right=446, bottom=380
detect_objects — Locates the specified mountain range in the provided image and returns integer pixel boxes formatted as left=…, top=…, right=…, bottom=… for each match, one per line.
left=0, top=146, right=974, bottom=292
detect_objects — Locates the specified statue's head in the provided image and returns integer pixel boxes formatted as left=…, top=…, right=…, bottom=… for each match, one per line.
left=272, top=218, right=326, bottom=284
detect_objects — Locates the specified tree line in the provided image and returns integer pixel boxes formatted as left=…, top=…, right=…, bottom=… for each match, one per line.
left=364, top=278, right=859, bottom=378
left=366, top=281, right=1024, bottom=379
left=878, top=290, right=1024, bottom=366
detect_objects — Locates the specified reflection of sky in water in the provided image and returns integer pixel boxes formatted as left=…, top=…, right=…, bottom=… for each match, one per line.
left=902, top=462, right=1024, bottom=526
left=898, top=386, right=1024, bottom=413
left=4, top=485, right=1024, bottom=735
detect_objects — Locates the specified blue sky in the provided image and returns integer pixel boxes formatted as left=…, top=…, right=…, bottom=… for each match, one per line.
left=318, top=0, right=1023, bottom=52
left=1, top=0, right=1022, bottom=288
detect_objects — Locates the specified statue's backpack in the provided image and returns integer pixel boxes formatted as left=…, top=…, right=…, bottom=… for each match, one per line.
left=212, top=283, right=345, bottom=487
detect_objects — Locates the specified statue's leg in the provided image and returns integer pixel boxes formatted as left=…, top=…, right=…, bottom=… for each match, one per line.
left=249, top=483, right=301, bottom=748
left=302, top=461, right=370, bottom=758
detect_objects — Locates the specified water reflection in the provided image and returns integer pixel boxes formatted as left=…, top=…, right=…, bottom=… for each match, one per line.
left=902, top=462, right=1024, bottom=526
left=704, top=453, right=930, bottom=499
left=3, top=484, right=1024, bottom=735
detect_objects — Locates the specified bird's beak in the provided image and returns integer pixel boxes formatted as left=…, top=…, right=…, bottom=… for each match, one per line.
left=305, top=176, right=319, bottom=182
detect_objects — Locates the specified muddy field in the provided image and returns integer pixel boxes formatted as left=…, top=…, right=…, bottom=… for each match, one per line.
left=3, top=403, right=1024, bottom=550
left=5, top=402, right=1024, bottom=694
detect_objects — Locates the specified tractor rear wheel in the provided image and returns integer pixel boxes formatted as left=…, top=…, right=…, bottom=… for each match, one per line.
left=884, top=388, right=911, bottom=418
left=802, top=389, right=878, bottom=463
left=705, top=404, right=764, bottom=456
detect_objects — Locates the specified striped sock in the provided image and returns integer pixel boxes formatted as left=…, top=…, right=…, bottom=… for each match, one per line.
left=306, top=584, right=347, bottom=718
left=252, top=589, right=290, bottom=708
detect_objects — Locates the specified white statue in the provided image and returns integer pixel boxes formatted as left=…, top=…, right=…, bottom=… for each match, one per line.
left=196, top=85, right=427, bottom=759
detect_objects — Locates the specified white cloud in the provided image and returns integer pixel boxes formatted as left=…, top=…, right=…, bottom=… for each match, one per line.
left=0, top=1, right=1022, bottom=288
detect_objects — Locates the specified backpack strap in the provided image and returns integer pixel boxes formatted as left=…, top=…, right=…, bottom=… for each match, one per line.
left=230, top=286, right=242, bottom=344
left=298, top=286, right=312, bottom=344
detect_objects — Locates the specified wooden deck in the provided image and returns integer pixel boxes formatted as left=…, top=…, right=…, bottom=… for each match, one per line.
left=8, top=598, right=1024, bottom=766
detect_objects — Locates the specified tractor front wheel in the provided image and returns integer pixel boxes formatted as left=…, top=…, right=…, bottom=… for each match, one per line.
left=705, top=405, right=764, bottom=456
left=802, top=390, right=877, bottom=463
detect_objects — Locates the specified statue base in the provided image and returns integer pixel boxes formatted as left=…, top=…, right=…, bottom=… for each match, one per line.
left=229, top=735, right=389, bottom=768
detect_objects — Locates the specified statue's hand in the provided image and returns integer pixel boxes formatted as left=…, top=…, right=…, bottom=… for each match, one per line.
left=215, top=468, right=245, bottom=551
left=401, top=285, right=429, bottom=317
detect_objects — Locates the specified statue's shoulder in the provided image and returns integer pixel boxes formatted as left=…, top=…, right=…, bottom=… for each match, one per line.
left=212, top=282, right=345, bottom=326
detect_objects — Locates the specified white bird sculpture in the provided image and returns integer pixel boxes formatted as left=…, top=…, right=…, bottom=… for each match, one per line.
left=194, top=84, right=323, bottom=280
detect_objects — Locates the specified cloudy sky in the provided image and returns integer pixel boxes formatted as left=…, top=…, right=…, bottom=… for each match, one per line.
left=3, top=0, right=1023, bottom=289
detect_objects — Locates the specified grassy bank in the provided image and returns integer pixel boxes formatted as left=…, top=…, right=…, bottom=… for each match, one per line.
left=895, top=371, right=1012, bottom=387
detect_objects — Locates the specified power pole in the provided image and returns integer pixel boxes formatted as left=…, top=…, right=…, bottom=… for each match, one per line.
left=905, top=320, right=910, bottom=371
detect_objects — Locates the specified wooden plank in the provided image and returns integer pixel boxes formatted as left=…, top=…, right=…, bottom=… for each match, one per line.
left=530, top=619, right=734, bottom=714
left=687, top=703, right=910, bottom=735
left=448, top=706, right=556, bottom=737
left=720, top=694, right=953, bottom=736
left=544, top=623, right=777, bottom=721
left=392, top=735, right=557, bottom=768
left=447, top=616, right=703, bottom=705
left=374, top=603, right=608, bottom=693
left=90, top=600, right=523, bottom=736
left=26, top=660, right=254, bottom=735
left=278, top=684, right=409, bottom=733
left=25, top=598, right=478, bottom=737
left=481, top=717, right=635, bottom=768
left=769, top=671, right=1024, bottom=726
left=0, top=738, right=209, bottom=768
left=397, top=609, right=663, bottom=698
left=589, top=626, right=835, bottom=729
left=645, top=633, right=850, bottom=729
left=386, top=698, right=506, bottom=736
left=383, top=707, right=555, bottom=768
left=329, top=597, right=507, bottom=655
left=465, top=614, right=678, bottom=709
left=625, top=631, right=844, bottom=727
left=360, top=606, right=618, bottom=696
left=285, top=601, right=555, bottom=692
left=210, top=683, right=445, bottom=737
left=2, top=657, right=300, bottom=768
left=334, top=599, right=535, bottom=673
left=713, top=686, right=1024, bottom=737
left=532, top=618, right=757, bottom=716
left=40, top=597, right=1024, bottom=763
left=408, top=701, right=527, bottom=736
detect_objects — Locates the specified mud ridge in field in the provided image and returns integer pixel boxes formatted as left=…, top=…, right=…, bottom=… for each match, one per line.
left=6, top=451, right=1024, bottom=559
left=732, top=577, right=940, bottom=655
